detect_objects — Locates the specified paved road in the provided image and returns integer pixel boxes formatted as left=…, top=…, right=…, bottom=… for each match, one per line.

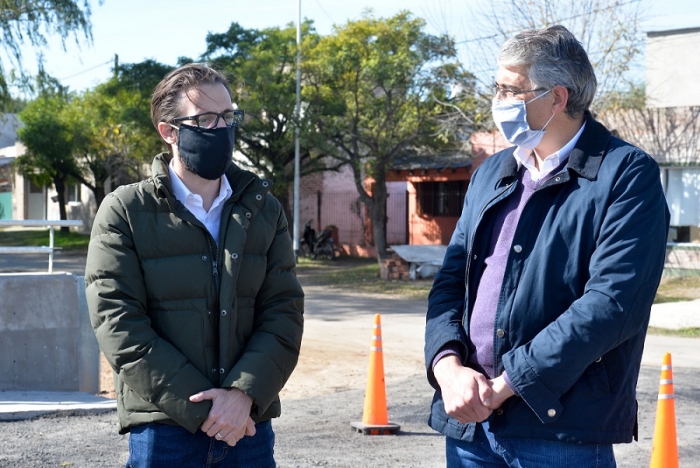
left=0, top=251, right=87, bottom=275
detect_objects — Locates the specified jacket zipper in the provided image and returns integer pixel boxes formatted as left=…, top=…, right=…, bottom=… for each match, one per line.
left=206, top=236, right=221, bottom=292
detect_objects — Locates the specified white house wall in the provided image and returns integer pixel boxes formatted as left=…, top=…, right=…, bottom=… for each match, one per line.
left=663, top=167, right=700, bottom=227
left=647, top=28, right=700, bottom=108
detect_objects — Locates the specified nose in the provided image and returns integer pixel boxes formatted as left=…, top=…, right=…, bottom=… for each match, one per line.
left=214, top=114, right=228, bottom=129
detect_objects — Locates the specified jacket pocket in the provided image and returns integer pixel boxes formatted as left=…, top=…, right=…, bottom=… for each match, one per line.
left=585, top=357, right=611, bottom=398
left=149, top=300, right=208, bottom=373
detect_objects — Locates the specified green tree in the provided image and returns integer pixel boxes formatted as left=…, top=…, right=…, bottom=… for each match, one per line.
left=16, top=92, right=80, bottom=232
left=16, top=60, right=169, bottom=222
left=304, top=11, right=470, bottom=259
left=201, top=22, right=335, bottom=221
left=67, top=60, right=172, bottom=207
left=0, top=0, right=98, bottom=105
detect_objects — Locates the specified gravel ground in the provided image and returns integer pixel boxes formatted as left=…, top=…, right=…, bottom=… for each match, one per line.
left=1, top=364, right=699, bottom=467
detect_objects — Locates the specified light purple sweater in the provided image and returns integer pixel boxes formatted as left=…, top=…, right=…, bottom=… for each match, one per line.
left=433, top=167, right=553, bottom=395
left=466, top=168, right=541, bottom=382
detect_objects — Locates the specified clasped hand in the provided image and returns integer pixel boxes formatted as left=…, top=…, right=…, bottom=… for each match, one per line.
left=189, top=387, right=256, bottom=446
left=433, top=355, right=514, bottom=424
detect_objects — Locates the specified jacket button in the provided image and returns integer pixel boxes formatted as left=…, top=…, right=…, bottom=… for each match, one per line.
left=595, top=357, right=602, bottom=363
left=202, top=255, right=208, bottom=261
left=207, top=310, right=212, bottom=315
left=513, top=245, right=522, bottom=253
left=496, top=329, right=505, bottom=338
left=245, top=212, right=252, bottom=219
left=496, top=408, right=504, bottom=416
left=220, top=368, right=225, bottom=374
left=473, top=254, right=477, bottom=260
left=211, top=368, right=217, bottom=374
left=555, top=177, right=561, bottom=182
left=221, top=310, right=227, bottom=317
left=262, top=181, right=269, bottom=187
left=547, top=409, right=556, bottom=418
left=231, top=253, right=239, bottom=260
left=255, top=194, right=263, bottom=201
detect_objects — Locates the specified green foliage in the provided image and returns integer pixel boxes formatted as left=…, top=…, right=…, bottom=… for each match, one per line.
left=16, top=92, right=80, bottom=187
left=303, top=11, right=475, bottom=255
left=67, top=60, right=171, bottom=203
left=16, top=59, right=168, bottom=211
left=305, top=11, right=471, bottom=173
left=0, top=0, right=98, bottom=104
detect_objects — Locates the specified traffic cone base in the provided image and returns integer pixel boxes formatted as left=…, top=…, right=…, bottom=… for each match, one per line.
left=350, top=314, right=401, bottom=435
left=350, top=420, right=401, bottom=435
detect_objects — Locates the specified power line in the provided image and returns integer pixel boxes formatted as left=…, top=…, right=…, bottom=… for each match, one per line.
left=312, top=0, right=335, bottom=26
left=59, top=59, right=112, bottom=82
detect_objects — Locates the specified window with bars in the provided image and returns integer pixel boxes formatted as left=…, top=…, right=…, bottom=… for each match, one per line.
left=416, top=181, right=467, bottom=217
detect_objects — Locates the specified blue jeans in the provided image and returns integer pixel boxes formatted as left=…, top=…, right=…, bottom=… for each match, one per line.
left=446, top=421, right=616, bottom=468
left=126, top=420, right=275, bottom=468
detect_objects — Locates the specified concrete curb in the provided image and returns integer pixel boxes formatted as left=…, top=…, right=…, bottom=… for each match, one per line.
left=0, top=391, right=116, bottom=421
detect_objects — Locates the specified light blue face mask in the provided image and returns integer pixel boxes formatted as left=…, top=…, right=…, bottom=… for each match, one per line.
left=491, top=89, right=554, bottom=150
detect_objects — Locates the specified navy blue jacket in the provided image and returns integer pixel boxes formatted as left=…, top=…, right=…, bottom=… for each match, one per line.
left=425, top=113, right=670, bottom=444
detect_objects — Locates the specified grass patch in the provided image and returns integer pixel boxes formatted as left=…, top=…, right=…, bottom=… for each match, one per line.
left=297, top=256, right=700, bottom=304
left=296, top=256, right=432, bottom=300
left=0, top=228, right=90, bottom=251
left=654, top=275, right=700, bottom=303
left=647, top=326, right=700, bottom=338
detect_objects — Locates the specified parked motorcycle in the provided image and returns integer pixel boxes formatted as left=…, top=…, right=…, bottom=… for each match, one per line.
left=299, top=220, right=335, bottom=260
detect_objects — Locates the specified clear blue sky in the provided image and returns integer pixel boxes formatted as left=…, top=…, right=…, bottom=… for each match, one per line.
left=12, top=0, right=700, bottom=93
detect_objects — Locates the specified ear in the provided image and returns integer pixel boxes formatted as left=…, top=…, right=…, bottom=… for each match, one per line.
left=157, top=122, right=178, bottom=145
left=551, top=85, right=569, bottom=114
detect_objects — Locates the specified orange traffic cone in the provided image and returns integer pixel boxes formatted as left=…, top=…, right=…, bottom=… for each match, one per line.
left=650, top=352, right=679, bottom=468
left=350, top=313, right=400, bottom=435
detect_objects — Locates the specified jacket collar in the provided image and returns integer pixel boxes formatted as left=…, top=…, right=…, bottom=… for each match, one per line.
left=151, top=153, right=272, bottom=202
left=497, top=111, right=611, bottom=183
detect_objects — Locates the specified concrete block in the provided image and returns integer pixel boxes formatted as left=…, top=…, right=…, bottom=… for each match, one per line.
left=0, top=273, right=99, bottom=392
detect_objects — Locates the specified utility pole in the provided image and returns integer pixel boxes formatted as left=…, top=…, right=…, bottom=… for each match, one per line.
left=114, top=54, right=119, bottom=77
left=293, top=0, right=302, bottom=257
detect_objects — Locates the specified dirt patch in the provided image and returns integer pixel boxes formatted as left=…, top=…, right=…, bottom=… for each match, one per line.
left=98, top=310, right=425, bottom=402
left=656, top=275, right=700, bottom=303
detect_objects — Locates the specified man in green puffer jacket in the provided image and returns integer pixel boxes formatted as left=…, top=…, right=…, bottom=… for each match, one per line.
left=85, top=63, right=304, bottom=468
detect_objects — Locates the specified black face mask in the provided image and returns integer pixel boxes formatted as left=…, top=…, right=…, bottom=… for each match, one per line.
left=176, top=123, right=235, bottom=180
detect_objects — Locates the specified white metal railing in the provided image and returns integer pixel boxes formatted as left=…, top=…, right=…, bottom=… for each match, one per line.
left=0, top=219, right=83, bottom=273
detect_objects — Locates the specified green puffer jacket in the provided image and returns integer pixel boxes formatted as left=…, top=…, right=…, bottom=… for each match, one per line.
left=85, top=153, right=304, bottom=434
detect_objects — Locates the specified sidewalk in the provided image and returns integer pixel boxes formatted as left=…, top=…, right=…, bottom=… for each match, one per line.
left=1, top=295, right=698, bottom=421
left=0, top=391, right=116, bottom=421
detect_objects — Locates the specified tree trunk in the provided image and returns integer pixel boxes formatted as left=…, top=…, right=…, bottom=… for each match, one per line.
left=368, top=175, right=390, bottom=261
left=273, top=183, right=294, bottom=239
left=53, top=177, right=69, bottom=234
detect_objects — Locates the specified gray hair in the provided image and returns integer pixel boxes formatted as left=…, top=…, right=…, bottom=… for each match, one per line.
left=498, top=25, right=596, bottom=118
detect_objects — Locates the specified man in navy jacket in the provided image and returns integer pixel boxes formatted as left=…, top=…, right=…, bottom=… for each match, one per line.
left=425, top=25, right=669, bottom=467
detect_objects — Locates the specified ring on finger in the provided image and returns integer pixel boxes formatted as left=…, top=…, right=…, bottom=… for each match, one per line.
left=216, top=431, right=224, bottom=440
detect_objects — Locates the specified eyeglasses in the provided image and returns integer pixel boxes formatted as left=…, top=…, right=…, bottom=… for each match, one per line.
left=492, top=84, right=546, bottom=100
left=172, top=110, right=245, bottom=129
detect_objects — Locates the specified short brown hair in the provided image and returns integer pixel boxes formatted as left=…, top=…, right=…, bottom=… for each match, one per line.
left=150, top=62, right=232, bottom=129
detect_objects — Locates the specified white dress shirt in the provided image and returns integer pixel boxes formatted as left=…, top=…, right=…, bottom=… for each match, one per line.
left=168, top=161, right=233, bottom=245
left=513, top=122, right=587, bottom=182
